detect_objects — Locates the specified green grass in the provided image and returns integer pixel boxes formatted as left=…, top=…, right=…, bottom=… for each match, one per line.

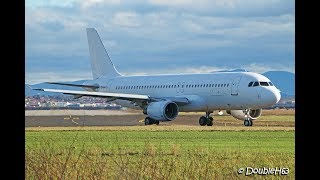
left=26, top=130, right=294, bottom=179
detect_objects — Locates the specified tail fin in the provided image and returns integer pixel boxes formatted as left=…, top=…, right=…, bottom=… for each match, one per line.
left=86, top=28, right=121, bottom=79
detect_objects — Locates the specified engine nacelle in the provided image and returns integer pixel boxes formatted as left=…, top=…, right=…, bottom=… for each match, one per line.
left=147, top=101, right=179, bottom=121
left=226, top=109, right=262, bottom=121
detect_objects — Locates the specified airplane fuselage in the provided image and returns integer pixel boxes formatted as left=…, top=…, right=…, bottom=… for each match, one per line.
left=89, top=71, right=280, bottom=112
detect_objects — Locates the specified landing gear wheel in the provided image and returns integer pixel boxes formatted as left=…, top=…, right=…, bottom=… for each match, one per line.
left=155, top=120, right=160, bottom=125
left=207, top=119, right=213, bottom=126
left=244, top=119, right=252, bottom=126
left=145, top=117, right=151, bottom=125
left=199, top=116, right=207, bottom=126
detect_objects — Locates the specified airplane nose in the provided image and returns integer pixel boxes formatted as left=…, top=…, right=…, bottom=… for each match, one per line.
left=262, top=88, right=281, bottom=106
left=273, top=89, right=281, bottom=104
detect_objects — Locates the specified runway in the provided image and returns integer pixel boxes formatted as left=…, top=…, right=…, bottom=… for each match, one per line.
left=25, top=115, right=146, bottom=127
left=25, top=110, right=295, bottom=127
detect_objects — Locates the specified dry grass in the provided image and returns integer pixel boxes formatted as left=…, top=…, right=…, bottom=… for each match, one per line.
left=25, top=125, right=294, bottom=132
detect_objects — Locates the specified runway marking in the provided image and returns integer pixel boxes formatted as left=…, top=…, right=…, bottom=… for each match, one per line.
left=71, top=119, right=79, bottom=125
left=138, top=119, right=145, bottom=123
left=64, top=115, right=80, bottom=125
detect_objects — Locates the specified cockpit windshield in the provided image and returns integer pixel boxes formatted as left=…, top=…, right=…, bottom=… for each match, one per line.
left=259, top=82, right=269, bottom=86
left=248, top=81, right=274, bottom=87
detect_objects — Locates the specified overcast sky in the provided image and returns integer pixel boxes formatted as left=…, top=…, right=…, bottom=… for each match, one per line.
left=26, top=0, right=295, bottom=84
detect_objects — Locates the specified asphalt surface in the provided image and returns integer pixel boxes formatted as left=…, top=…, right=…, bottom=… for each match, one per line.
left=25, top=112, right=295, bottom=127
left=25, top=115, right=147, bottom=127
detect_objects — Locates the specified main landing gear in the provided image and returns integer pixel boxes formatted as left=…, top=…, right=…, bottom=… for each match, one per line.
left=199, top=111, right=213, bottom=126
left=243, top=109, right=253, bottom=126
left=144, top=117, right=160, bottom=125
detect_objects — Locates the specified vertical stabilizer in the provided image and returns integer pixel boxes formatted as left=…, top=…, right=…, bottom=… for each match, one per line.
left=86, top=28, right=121, bottom=79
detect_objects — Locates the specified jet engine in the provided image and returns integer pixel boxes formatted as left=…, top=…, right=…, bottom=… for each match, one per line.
left=146, top=101, right=179, bottom=121
left=226, top=109, right=262, bottom=121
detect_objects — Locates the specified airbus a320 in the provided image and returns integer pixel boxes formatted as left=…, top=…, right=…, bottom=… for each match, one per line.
left=35, top=28, right=281, bottom=126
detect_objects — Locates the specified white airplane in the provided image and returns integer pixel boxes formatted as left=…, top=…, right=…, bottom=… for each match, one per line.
left=34, top=28, right=281, bottom=126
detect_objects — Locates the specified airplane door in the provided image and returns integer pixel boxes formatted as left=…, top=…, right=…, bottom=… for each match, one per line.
left=106, top=79, right=114, bottom=92
left=181, top=82, right=185, bottom=93
left=231, top=76, right=242, bottom=96
left=176, top=82, right=185, bottom=93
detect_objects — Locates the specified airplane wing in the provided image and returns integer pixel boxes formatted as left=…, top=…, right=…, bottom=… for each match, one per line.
left=33, top=88, right=190, bottom=105
left=45, top=82, right=100, bottom=91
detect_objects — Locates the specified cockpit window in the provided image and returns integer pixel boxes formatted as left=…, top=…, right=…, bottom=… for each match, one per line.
left=248, top=81, right=253, bottom=87
left=260, top=82, right=269, bottom=86
left=268, top=82, right=274, bottom=86
left=253, top=81, right=259, bottom=87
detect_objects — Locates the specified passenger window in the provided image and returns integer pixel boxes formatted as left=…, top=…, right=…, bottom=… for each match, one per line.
left=253, top=82, right=259, bottom=87
left=227, top=84, right=229, bottom=87
left=248, top=81, right=253, bottom=87
left=260, top=82, right=269, bottom=86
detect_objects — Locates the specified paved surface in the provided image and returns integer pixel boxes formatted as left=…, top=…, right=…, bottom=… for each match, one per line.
left=25, top=110, right=295, bottom=127
left=25, top=115, right=147, bottom=127
left=25, top=110, right=138, bottom=116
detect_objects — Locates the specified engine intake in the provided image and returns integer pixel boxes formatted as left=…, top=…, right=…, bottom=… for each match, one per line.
left=147, top=101, right=179, bottom=121
left=226, top=109, right=262, bottom=121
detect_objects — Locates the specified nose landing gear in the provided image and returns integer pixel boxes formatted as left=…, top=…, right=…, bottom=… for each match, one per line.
left=243, top=109, right=253, bottom=126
